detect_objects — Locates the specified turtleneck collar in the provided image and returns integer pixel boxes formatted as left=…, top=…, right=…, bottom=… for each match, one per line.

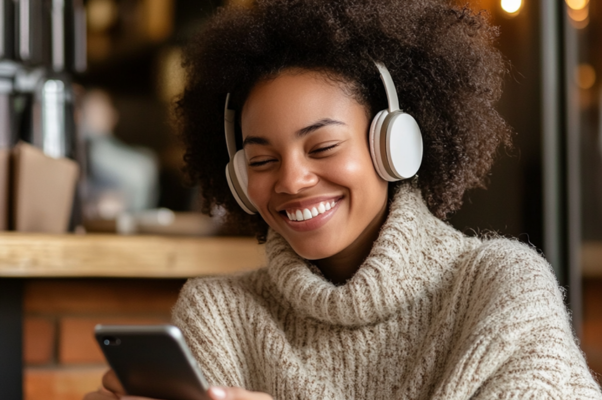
left=264, top=184, right=479, bottom=327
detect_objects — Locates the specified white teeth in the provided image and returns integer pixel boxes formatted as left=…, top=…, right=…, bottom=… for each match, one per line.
left=285, top=200, right=338, bottom=221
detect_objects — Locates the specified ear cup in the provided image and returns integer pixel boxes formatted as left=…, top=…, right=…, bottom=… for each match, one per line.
left=369, top=110, right=423, bottom=181
left=225, top=150, right=257, bottom=214
left=381, top=112, right=423, bottom=179
left=369, top=110, right=396, bottom=181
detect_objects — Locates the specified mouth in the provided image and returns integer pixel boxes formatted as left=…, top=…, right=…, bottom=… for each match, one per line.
left=280, top=199, right=338, bottom=222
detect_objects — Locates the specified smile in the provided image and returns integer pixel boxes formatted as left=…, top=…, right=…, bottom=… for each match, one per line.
left=284, top=200, right=337, bottom=221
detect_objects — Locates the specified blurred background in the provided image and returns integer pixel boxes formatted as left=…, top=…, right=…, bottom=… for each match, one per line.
left=0, top=0, right=601, bottom=399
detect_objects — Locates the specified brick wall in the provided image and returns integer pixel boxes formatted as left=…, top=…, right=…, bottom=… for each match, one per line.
left=23, top=278, right=186, bottom=400
left=582, top=278, right=602, bottom=383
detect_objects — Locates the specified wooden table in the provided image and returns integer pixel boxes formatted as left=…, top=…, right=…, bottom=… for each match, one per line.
left=0, top=233, right=264, bottom=400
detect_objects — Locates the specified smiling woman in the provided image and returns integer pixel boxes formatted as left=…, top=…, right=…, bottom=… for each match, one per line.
left=85, top=0, right=602, bottom=399
left=241, top=70, right=388, bottom=283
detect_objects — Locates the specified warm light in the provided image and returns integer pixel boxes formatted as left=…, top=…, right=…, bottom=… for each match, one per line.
left=572, top=18, right=589, bottom=29
left=566, top=0, right=589, bottom=10
left=568, top=5, right=589, bottom=21
left=569, top=15, right=589, bottom=29
left=501, top=0, right=522, bottom=14
left=567, top=3, right=589, bottom=28
left=156, top=47, right=186, bottom=102
left=575, top=64, right=596, bottom=90
left=87, top=0, right=117, bottom=33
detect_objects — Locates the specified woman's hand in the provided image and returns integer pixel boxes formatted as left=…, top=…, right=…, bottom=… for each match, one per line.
left=83, top=369, right=272, bottom=400
left=83, top=369, right=126, bottom=399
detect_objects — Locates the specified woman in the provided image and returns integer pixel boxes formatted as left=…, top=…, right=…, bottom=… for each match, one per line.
left=87, top=0, right=602, bottom=399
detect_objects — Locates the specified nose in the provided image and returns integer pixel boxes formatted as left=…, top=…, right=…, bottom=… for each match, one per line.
left=274, top=156, right=318, bottom=194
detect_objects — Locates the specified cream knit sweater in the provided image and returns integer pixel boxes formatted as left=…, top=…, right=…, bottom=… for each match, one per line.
left=173, top=185, right=602, bottom=399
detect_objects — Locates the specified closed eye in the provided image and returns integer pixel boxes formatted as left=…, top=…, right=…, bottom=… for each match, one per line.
left=248, top=159, right=276, bottom=167
left=310, top=143, right=339, bottom=155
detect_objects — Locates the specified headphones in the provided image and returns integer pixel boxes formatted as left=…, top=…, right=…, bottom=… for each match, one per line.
left=224, top=61, right=423, bottom=215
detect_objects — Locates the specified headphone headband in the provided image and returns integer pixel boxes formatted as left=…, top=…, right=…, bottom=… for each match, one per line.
left=373, top=62, right=400, bottom=112
left=224, top=93, right=237, bottom=160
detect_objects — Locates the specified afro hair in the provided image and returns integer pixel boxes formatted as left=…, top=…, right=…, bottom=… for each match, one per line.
left=175, top=0, right=512, bottom=242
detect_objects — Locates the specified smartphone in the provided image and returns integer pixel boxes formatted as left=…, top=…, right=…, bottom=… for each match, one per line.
left=94, top=324, right=211, bottom=400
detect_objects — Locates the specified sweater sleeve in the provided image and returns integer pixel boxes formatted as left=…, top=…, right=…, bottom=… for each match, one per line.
left=460, top=240, right=602, bottom=399
left=171, top=277, right=248, bottom=389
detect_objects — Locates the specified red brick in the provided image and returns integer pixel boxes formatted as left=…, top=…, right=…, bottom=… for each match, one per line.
left=59, top=317, right=170, bottom=364
left=24, top=317, right=56, bottom=365
left=583, top=278, right=602, bottom=322
left=24, top=366, right=107, bottom=400
left=583, top=319, right=602, bottom=376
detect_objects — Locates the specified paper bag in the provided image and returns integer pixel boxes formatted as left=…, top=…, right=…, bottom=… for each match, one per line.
left=12, top=141, right=79, bottom=233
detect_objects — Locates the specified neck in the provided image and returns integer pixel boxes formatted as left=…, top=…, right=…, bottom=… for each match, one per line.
left=314, top=198, right=388, bottom=285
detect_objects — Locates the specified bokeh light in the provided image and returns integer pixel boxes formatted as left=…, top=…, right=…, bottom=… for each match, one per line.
left=565, top=0, right=589, bottom=11
left=576, top=64, right=596, bottom=90
left=568, top=6, right=589, bottom=21
left=567, top=3, right=590, bottom=29
left=87, top=0, right=118, bottom=33
left=501, top=0, right=522, bottom=14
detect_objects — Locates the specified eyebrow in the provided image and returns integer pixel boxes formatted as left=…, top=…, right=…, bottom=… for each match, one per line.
left=242, top=118, right=345, bottom=147
left=297, top=118, right=345, bottom=137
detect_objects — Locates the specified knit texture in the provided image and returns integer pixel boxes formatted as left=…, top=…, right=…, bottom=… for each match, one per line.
left=172, top=185, right=602, bottom=399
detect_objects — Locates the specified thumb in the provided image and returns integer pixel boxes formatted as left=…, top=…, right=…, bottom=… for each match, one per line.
left=102, top=369, right=126, bottom=395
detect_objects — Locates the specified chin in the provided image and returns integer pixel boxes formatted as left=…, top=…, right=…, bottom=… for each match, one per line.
left=285, top=236, right=341, bottom=261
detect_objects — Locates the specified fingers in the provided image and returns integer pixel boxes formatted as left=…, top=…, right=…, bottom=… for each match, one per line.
left=102, top=369, right=126, bottom=395
left=82, top=393, right=111, bottom=400
left=82, top=370, right=122, bottom=400
left=208, top=387, right=273, bottom=400
left=82, top=387, right=119, bottom=400
left=83, top=387, right=161, bottom=400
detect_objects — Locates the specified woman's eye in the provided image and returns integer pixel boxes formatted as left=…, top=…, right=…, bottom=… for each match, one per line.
left=310, top=143, right=339, bottom=155
left=248, top=159, right=275, bottom=167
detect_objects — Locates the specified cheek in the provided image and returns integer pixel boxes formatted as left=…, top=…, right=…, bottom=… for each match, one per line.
left=332, top=147, right=388, bottom=216
left=332, top=145, right=380, bottom=185
left=246, top=172, right=271, bottom=210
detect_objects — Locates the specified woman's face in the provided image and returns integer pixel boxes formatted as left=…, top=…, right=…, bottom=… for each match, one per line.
left=241, top=69, right=388, bottom=261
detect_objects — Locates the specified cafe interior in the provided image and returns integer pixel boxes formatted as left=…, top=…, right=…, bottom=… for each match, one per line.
left=0, top=0, right=601, bottom=399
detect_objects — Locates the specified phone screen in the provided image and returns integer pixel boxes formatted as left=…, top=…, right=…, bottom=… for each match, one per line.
left=95, top=325, right=210, bottom=400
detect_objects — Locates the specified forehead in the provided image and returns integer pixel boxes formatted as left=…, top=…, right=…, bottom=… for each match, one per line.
left=240, top=70, right=364, bottom=135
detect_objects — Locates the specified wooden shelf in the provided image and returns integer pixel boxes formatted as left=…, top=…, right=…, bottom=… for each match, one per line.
left=3, top=233, right=599, bottom=279
left=0, top=233, right=264, bottom=278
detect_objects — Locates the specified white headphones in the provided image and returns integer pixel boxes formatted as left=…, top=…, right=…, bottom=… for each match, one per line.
left=224, top=61, right=423, bottom=215
left=224, top=93, right=258, bottom=214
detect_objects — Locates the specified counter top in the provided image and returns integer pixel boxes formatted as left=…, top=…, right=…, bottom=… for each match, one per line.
left=0, top=233, right=265, bottom=278
left=2, top=233, right=600, bottom=279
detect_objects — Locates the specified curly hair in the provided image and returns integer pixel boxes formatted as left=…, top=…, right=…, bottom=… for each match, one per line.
left=176, top=0, right=512, bottom=242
